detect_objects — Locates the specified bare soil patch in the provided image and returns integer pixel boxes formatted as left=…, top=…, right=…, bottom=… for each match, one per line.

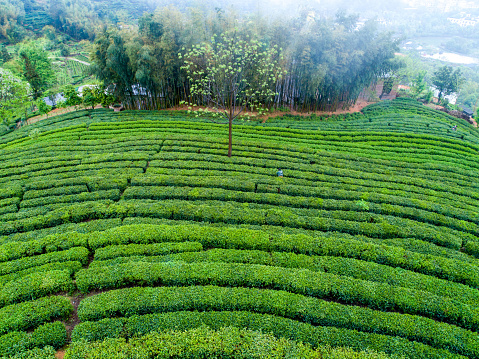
left=23, top=101, right=374, bottom=128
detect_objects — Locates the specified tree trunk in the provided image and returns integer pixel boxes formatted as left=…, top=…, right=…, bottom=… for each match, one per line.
left=228, top=114, right=233, bottom=157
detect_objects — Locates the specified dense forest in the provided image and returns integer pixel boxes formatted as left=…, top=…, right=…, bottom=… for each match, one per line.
left=2, top=0, right=478, bottom=125
left=90, top=8, right=399, bottom=111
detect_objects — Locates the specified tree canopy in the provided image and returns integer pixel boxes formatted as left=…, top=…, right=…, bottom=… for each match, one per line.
left=0, top=67, right=31, bottom=131
left=432, top=65, right=464, bottom=102
left=18, top=43, right=55, bottom=100
left=89, top=7, right=398, bottom=113
left=181, top=31, right=284, bottom=156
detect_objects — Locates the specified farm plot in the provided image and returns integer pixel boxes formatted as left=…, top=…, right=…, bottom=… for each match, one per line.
left=0, top=99, right=478, bottom=358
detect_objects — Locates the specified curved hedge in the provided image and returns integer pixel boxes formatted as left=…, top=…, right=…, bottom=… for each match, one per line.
left=71, top=310, right=467, bottom=359
left=65, top=326, right=393, bottom=359
left=76, top=285, right=479, bottom=357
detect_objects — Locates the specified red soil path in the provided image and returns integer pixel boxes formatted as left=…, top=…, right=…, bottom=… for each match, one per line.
left=25, top=100, right=374, bottom=128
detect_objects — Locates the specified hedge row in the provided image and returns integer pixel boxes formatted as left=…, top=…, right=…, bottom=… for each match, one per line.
left=133, top=172, right=478, bottom=218
left=0, top=184, right=22, bottom=201
left=0, top=296, right=72, bottom=334
left=0, top=198, right=20, bottom=208
left=122, top=184, right=479, bottom=240
left=0, top=346, right=56, bottom=359
left=86, top=224, right=479, bottom=288
left=20, top=189, right=120, bottom=209
left=0, top=206, right=17, bottom=217
left=90, top=248, right=479, bottom=307
left=0, top=322, right=66, bottom=356
left=151, top=147, right=479, bottom=192
left=90, top=119, right=477, bottom=154
left=94, top=242, right=203, bottom=261
left=0, top=261, right=82, bottom=288
left=160, top=142, right=479, bottom=186
left=0, top=233, right=89, bottom=261
left=158, top=129, right=478, bottom=168
left=0, top=247, right=89, bottom=276
left=0, top=161, right=143, bottom=185
left=147, top=160, right=479, bottom=210
left=64, top=326, right=393, bottom=359
left=0, top=200, right=113, bottom=235
left=81, top=152, right=149, bottom=164
left=76, top=263, right=479, bottom=333
left=108, top=199, right=464, bottom=250
left=0, top=269, right=74, bottom=307
left=0, top=218, right=121, bottom=245
left=0, top=202, right=90, bottom=223
left=73, top=305, right=467, bottom=359
left=24, top=177, right=87, bottom=191
left=0, top=160, right=82, bottom=179
left=23, top=185, right=89, bottom=200
left=143, top=166, right=479, bottom=220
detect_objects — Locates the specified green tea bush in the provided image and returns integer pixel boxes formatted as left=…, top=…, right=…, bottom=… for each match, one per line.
left=65, top=326, right=395, bottom=359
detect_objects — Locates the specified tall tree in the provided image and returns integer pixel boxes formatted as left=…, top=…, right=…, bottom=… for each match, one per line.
left=432, top=65, right=464, bottom=102
left=0, top=68, right=31, bottom=131
left=181, top=31, right=284, bottom=157
left=18, top=43, right=55, bottom=100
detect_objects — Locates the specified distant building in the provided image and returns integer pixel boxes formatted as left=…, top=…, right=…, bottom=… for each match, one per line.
left=462, top=107, right=474, bottom=117
left=43, top=93, right=66, bottom=107
left=447, top=15, right=479, bottom=27
left=406, top=0, right=479, bottom=12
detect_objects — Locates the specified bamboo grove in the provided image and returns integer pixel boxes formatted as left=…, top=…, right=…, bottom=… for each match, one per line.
left=90, top=7, right=400, bottom=112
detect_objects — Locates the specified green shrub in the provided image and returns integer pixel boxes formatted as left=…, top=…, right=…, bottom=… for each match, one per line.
left=77, top=285, right=479, bottom=357
left=90, top=249, right=479, bottom=307
left=86, top=224, right=479, bottom=288
left=72, top=311, right=465, bottom=359
left=0, top=270, right=74, bottom=307
left=94, top=242, right=203, bottom=261
left=65, top=326, right=395, bottom=359
left=0, top=247, right=89, bottom=275
left=0, top=296, right=73, bottom=334
left=0, top=322, right=66, bottom=356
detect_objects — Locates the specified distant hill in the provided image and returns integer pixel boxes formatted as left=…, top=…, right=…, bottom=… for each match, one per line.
left=1, top=0, right=155, bottom=42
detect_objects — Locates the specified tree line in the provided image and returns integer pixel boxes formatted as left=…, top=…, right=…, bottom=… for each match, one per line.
left=90, top=7, right=399, bottom=113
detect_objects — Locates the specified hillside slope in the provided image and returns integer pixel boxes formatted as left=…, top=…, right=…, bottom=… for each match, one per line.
left=0, top=99, right=479, bottom=358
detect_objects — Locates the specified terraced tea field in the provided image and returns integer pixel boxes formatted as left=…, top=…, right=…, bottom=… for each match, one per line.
left=1, top=98, right=479, bottom=358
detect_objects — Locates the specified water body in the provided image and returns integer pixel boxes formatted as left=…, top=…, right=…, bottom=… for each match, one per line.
left=422, top=52, right=479, bottom=65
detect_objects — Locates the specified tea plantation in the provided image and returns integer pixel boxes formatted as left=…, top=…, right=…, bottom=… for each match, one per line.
left=1, top=98, right=479, bottom=358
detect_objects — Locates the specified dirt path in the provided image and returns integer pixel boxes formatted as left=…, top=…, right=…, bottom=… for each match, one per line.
left=259, top=100, right=373, bottom=122
left=26, top=105, right=102, bottom=126
left=24, top=101, right=373, bottom=128
left=49, top=56, right=91, bottom=66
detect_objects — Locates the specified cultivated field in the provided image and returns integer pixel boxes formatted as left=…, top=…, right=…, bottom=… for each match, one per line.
left=0, top=98, right=478, bottom=358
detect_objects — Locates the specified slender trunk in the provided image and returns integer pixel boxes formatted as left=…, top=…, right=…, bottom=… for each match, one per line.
left=228, top=114, right=233, bottom=157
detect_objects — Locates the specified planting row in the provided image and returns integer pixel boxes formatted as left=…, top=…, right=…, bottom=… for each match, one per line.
left=124, top=183, right=479, bottom=239
left=1, top=221, right=477, bottom=287
left=90, top=248, right=479, bottom=307
left=84, top=224, right=479, bottom=287
left=142, top=167, right=479, bottom=213
left=76, top=285, right=476, bottom=357
left=76, top=262, right=479, bottom=333
left=71, top=310, right=464, bottom=359
left=150, top=151, right=479, bottom=197
left=64, top=326, right=392, bottom=359
left=3, top=196, right=467, bottom=252
left=104, top=199, right=467, bottom=251
left=159, top=139, right=479, bottom=183
left=0, top=322, right=66, bottom=357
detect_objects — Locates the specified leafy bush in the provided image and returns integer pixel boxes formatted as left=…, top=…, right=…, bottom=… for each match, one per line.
left=72, top=311, right=464, bottom=359
left=0, top=322, right=66, bottom=356
left=65, top=326, right=395, bottom=359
